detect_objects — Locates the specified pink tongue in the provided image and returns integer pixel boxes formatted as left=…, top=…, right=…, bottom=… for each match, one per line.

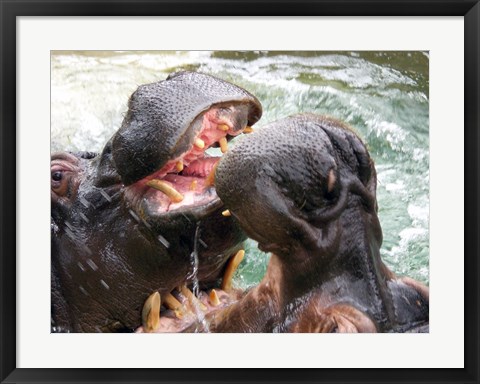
left=182, top=157, right=219, bottom=177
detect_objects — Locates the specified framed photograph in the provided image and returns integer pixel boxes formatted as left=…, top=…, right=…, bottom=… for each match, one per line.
left=2, top=1, right=478, bottom=383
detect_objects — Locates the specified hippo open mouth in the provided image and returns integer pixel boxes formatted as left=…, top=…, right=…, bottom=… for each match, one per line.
left=104, top=71, right=262, bottom=222
left=125, top=104, right=252, bottom=217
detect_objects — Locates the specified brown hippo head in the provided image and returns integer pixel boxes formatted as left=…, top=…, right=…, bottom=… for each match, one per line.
left=51, top=71, right=262, bottom=332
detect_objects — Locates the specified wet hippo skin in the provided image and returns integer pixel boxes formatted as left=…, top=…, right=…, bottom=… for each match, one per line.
left=205, top=114, right=429, bottom=333
left=51, top=71, right=262, bottom=332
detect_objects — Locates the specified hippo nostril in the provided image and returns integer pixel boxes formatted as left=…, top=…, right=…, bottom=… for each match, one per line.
left=327, top=169, right=337, bottom=194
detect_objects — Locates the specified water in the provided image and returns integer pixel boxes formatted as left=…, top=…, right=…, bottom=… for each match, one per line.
left=51, top=51, right=429, bottom=286
left=187, top=222, right=210, bottom=332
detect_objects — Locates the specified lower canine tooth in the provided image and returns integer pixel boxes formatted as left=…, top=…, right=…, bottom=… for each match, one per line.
left=218, top=124, right=229, bottom=131
left=209, top=289, right=221, bottom=307
left=205, top=162, right=218, bottom=187
left=189, top=180, right=198, bottom=191
left=222, top=210, right=231, bottom=217
left=243, top=126, right=254, bottom=134
left=163, top=292, right=185, bottom=319
left=147, top=179, right=184, bottom=203
left=221, top=249, right=245, bottom=292
left=142, top=292, right=160, bottom=332
left=219, top=137, right=228, bottom=153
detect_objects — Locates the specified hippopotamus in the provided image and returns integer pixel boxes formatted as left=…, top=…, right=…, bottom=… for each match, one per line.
left=212, top=114, right=429, bottom=332
left=145, top=114, right=429, bottom=333
left=51, top=71, right=262, bottom=332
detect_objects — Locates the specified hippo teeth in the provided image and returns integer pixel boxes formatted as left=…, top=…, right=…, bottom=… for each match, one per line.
left=243, top=126, right=254, bottom=134
left=194, top=138, right=205, bottom=149
left=146, top=179, right=184, bottom=203
left=209, top=289, right=221, bottom=307
left=205, top=162, right=218, bottom=187
left=163, top=292, right=186, bottom=319
left=219, top=137, right=228, bottom=153
left=179, top=285, right=207, bottom=312
left=142, top=291, right=161, bottom=333
left=221, top=249, right=245, bottom=292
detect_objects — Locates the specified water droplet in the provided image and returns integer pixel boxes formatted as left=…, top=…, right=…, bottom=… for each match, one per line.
left=79, top=212, right=89, bottom=223
left=100, top=279, right=109, bottom=289
left=158, top=235, right=170, bottom=248
left=79, top=285, right=89, bottom=296
left=86, top=258, right=98, bottom=271
left=100, top=189, right=112, bottom=202
left=129, top=209, right=141, bottom=223
left=79, top=196, right=91, bottom=208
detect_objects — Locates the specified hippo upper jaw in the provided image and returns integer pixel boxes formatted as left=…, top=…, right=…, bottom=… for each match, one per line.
left=110, top=71, right=262, bottom=186
left=98, top=71, right=262, bottom=223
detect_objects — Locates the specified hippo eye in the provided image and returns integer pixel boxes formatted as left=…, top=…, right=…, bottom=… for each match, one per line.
left=52, top=171, right=63, bottom=182
left=51, top=170, right=69, bottom=196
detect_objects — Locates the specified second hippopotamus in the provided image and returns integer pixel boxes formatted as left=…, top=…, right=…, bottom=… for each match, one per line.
left=211, top=113, right=429, bottom=332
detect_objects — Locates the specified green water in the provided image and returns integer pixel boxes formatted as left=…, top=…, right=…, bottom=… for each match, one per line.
left=51, top=51, right=429, bottom=286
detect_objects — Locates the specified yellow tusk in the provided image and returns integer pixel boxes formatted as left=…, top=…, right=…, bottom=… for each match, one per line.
left=209, top=289, right=221, bottom=307
left=222, top=209, right=231, bottom=217
left=217, top=124, right=229, bottom=131
left=176, top=161, right=184, bottom=172
left=146, top=179, right=184, bottom=203
left=179, top=285, right=207, bottom=311
left=205, top=162, right=218, bottom=187
left=219, top=137, right=228, bottom=153
left=243, top=126, right=254, bottom=134
left=142, top=292, right=160, bottom=333
left=194, top=138, right=205, bottom=149
left=221, top=250, right=245, bottom=292
left=163, top=292, right=185, bottom=319
left=189, top=179, right=198, bottom=191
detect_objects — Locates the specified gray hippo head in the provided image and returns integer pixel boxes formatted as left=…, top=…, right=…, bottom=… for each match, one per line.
left=210, top=114, right=428, bottom=333
left=216, top=113, right=379, bottom=258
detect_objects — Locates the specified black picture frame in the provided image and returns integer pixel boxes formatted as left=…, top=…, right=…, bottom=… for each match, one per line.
left=1, top=1, right=478, bottom=383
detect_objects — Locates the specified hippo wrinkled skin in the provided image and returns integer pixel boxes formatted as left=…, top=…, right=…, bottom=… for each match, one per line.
left=177, top=114, right=428, bottom=333
left=51, top=71, right=262, bottom=332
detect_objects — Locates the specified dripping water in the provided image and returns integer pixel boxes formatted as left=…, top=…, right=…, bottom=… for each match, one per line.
left=186, top=221, right=210, bottom=332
